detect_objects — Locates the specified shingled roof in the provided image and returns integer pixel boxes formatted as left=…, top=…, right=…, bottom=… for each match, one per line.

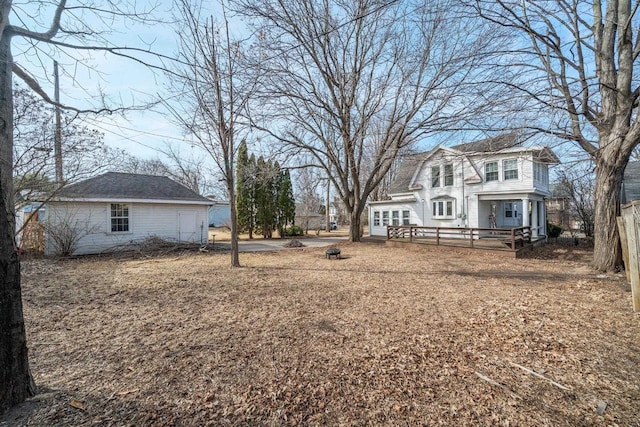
left=55, top=172, right=211, bottom=203
left=622, top=161, right=640, bottom=204
left=451, top=133, right=519, bottom=153
left=387, top=153, right=431, bottom=195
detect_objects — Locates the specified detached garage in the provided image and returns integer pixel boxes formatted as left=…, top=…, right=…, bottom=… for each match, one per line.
left=44, top=172, right=212, bottom=256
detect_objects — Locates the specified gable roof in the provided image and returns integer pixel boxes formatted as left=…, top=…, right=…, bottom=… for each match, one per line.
left=387, top=153, right=431, bottom=195
left=622, top=161, right=640, bottom=204
left=386, top=133, right=559, bottom=195
left=451, top=133, right=519, bottom=153
left=53, top=172, right=211, bottom=204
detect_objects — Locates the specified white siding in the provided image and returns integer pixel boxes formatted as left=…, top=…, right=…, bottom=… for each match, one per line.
left=45, top=202, right=208, bottom=255
left=371, top=148, right=553, bottom=237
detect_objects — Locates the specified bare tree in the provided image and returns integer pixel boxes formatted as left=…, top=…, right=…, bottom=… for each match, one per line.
left=165, top=0, right=259, bottom=267
left=294, top=166, right=323, bottom=233
left=234, top=0, right=506, bottom=241
left=470, top=0, right=640, bottom=271
left=13, top=85, right=128, bottom=203
left=555, top=164, right=596, bottom=238
left=121, top=146, right=218, bottom=196
left=0, top=1, right=171, bottom=413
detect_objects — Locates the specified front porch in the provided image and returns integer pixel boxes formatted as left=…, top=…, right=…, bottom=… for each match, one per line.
left=477, top=196, right=547, bottom=239
left=385, top=225, right=541, bottom=254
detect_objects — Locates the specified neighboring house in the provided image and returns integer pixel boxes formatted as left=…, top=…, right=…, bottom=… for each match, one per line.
left=621, top=161, right=640, bottom=204
left=207, top=198, right=231, bottom=227
left=295, top=203, right=324, bottom=231
left=368, top=134, right=559, bottom=238
left=329, top=197, right=347, bottom=225
left=44, top=172, right=212, bottom=255
left=546, top=184, right=571, bottom=231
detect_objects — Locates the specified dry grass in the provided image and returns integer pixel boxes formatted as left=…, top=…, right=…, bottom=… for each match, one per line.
left=3, top=242, right=640, bottom=426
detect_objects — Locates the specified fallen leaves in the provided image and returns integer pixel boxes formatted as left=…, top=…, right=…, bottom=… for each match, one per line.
left=9, top=243, right=639, bottom=426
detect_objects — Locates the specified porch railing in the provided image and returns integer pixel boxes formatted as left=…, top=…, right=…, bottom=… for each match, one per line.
left=386, top=225, right=532, bottom=251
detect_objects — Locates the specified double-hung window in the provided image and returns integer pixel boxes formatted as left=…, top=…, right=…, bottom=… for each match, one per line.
left=485, top=162, right=498, bottom=182
left=373, top=211, right=380, bottom=226
left=444, top=164, right=453, bottom=186
left=431, top=166, right=440, bottom=187
left=402, top=210, right=410, bottom=225
left=110, top=203, right=129, bottom=232
left=382, top=211, right=389, bottom=226
left=503, top=159, right=518, bottom=180
left=392, top=210, right=400, bottom=226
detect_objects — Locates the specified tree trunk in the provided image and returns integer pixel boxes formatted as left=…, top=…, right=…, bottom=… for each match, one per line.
left=592, top=154, right=625, bottom=271
left=228, top=185, right=240, bottom=268
left=0, top=27, right=35, bottom=414
left=348, top=202, right=364, bottom=243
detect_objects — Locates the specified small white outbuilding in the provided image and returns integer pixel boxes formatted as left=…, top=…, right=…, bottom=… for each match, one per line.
left=44, top=172, right=212, bottom=256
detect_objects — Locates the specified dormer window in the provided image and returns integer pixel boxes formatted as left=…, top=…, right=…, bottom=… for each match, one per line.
left=444, top=164, right=453, bottom=186
left=503, top=159, right=518, bottom=180
left=431, top=166, right=440, bottom=187
left=485, top=162, right=498, bottom=182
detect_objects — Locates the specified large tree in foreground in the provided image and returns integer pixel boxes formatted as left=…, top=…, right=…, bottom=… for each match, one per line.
left=236, top=0, right=499, bottom=241
left=471, top=0, right=640, bottom=271
left=236, top=0, right=506, bottom=241
left=1, top=0, right=167, bottom=413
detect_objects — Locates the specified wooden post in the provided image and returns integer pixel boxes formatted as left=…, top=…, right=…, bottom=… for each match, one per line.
left=469, top=228, right=474, bottom=248
left=623, top=212, right=640, bottom=312
left=511, top=228, right=516, bottom=251
left=617, top=217, right=631, bottom=283
left=436, top=227, right=440, bottom=245
left=409, top=226, right=413, bottom=242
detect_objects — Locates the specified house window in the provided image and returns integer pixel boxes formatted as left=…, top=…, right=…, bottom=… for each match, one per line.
left=504, top=202, right=517, bottom=218
left=110, top=203, right=129, bottom=232
left=402, top=210, right=410, bottom=225
left=373, top=211, right=380, bottom=226
left=503, top=159, right=518, bottom=180
left=382, top=211, right=389, bottom=226
left=432, top=199, right=455, bottom=219
left=431, top=166, right=440, bottom=187
left=444, top=164, right=453, bottom=186
left=392, top=210, right=400, bottom=226
left=534, top=163, right=548, bottom=184
left=485, top=162, right=498, bottom=182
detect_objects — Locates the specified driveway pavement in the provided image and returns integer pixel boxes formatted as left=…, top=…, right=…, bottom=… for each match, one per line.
left=214, top=236, right=347, bottom=252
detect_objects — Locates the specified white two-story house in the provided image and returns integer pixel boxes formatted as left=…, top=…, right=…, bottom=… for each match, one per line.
left=368, top=134, right=559, bottom=239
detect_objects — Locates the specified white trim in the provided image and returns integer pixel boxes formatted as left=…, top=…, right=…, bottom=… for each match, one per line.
left=50, top=197, right=212, bottom=206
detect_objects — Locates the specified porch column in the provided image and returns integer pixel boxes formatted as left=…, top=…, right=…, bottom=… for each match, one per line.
left=540, top=199, right=547, bottom=236
left=522, top=197, right=530, bottom=228
left=531, top=200, right=539, bottom=238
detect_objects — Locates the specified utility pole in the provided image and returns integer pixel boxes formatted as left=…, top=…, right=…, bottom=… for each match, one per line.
left=53, top=61, right=63, bottom=186
left=325, top=176, right=331, bottom=232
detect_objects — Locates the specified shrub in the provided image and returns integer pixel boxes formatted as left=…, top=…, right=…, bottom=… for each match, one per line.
left=284, top=225, right=304, bottom=236
left=547, top=222, right=562, bottom=238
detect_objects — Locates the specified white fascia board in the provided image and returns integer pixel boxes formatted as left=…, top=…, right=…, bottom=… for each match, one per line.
left=49, top=197, right=213, bottom=206
left=369, top=199, right=413, bottom=206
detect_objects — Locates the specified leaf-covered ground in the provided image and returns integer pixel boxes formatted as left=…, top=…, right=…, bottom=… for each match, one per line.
left=3, top=242, right=639, bottom=426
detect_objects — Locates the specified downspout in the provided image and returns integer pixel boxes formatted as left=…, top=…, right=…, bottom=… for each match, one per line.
left=461, top=158, right=466, bottom=227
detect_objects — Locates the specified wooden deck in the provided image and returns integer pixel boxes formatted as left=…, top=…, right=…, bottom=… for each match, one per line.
left=382, top=225, right=539, bottom=256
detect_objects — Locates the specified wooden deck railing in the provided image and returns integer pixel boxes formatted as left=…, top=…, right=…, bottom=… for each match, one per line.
left=386, top=225, right=532, bottom=251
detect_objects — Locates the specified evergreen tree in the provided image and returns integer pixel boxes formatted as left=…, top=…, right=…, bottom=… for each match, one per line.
left=236, top=142, right=256, bottom=238
left=276, top=167, right=295, bottom=237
